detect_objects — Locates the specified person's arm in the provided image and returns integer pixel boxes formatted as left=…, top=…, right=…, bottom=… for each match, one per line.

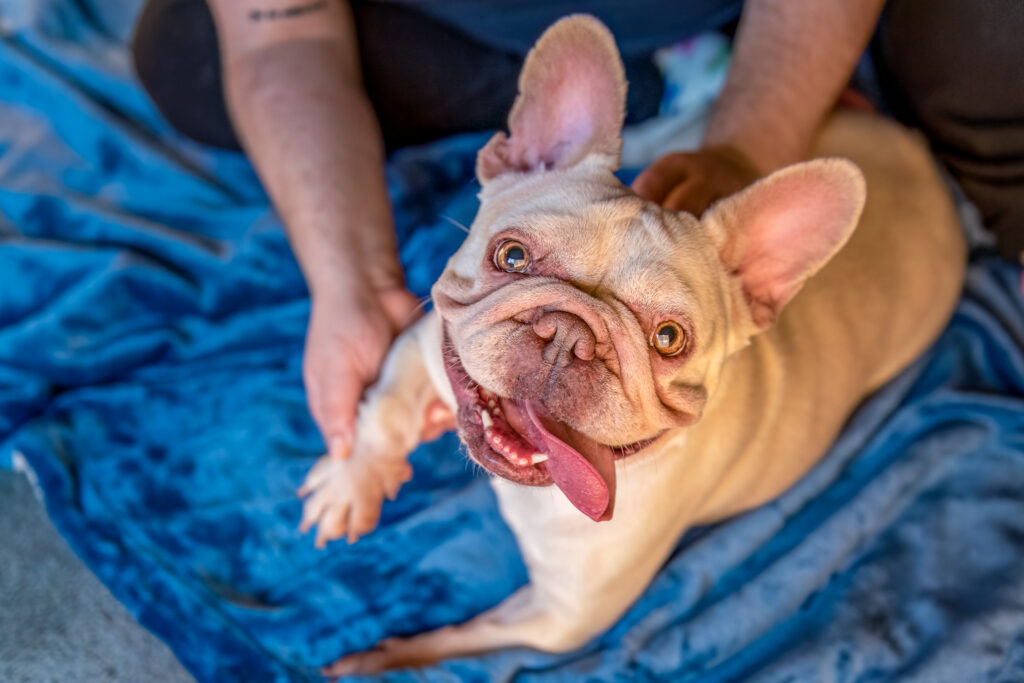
left=633, top=0, right=887, bottom=214
left=208, top=0, right=418, bottom=456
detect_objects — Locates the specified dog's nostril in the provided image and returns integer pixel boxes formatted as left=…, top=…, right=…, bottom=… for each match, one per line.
left=533, top=314, right=558, bottom=341
left=532, top=312, right=596, bottom=363
left=573, top=333, right=596, bottom=361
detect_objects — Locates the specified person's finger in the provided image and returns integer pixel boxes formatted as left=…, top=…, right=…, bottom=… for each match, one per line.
left=380, top=287, right=423, bottom=331
left=632, top=153, right=699, bottom=203
left=313, top=369, right=364, bottom=454
left=303, top=371, right=325, bottom=432
left=663, top=177, right=719, bottom=216
left=632, top=155, right=687, bottom=202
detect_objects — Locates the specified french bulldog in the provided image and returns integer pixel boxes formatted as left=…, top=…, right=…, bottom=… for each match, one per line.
left=299, top=15, right=965, bottom=675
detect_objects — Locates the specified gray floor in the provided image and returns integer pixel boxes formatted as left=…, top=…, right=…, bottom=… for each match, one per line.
left=0, top=469, right=194, bottom=683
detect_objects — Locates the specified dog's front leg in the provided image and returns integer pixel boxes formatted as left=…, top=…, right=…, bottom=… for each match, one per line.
left=299, top=311, right=452, bottom=546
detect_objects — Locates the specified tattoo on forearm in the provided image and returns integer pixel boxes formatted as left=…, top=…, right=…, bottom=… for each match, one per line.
left=249, top=0, right=327, bottom=22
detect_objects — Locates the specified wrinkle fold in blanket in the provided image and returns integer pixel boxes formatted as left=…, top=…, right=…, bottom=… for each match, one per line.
left=2, top=3, right=1024, bottom=682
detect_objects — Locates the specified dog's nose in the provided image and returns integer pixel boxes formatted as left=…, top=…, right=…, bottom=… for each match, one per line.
left=533, top=311, right=596, bottom=366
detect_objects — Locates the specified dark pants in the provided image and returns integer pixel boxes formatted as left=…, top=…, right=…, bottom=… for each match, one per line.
left=133, top=0, right=1024, bottom=257
left=131, top=0, right=667, bottom=151
left=876, top=0, right=1024, bottom=258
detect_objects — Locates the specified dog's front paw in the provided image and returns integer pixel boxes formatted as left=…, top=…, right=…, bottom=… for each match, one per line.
left=298, top=452, right=412, bottom=547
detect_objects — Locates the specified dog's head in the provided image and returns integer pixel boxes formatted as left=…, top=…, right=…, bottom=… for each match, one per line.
left=432, top=16, right=865, bottom=521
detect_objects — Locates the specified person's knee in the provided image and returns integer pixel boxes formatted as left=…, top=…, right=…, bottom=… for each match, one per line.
left=132, top=0, right=240, bottom=149
left=878, top=0, right=1024, bottom=146
left=877, top=0, right=1024, bottom=257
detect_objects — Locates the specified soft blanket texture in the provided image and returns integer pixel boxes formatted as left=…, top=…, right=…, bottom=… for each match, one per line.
left=2, top=3, right=1024, bottom=682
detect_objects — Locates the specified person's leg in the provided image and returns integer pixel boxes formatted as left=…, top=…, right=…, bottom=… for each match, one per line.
left=351, top=1, right=521, bottom=151
left=876, top=0, right=1024, bottom=259
left=132, top=0, right=240, bottom=149
left=130, top=0, right=664, bottom=152
left=351, top=2, right=663, bottom=151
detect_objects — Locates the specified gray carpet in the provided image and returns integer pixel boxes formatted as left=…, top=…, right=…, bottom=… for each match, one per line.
left=0, top=469, right=194, bottom=683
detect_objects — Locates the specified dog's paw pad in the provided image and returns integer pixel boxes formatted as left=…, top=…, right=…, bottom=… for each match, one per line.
left=298, top=454, right=411, bottom=547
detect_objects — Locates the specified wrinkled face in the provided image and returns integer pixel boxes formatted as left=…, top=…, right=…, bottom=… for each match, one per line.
left=432, top=162, right=733, bottom=521
left=431, top=16, right=864, bottom=522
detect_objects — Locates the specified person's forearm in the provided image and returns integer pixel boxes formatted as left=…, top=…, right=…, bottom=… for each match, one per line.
left=210, top=1, right=399, bottom=300
left=705, top=0, right=886, bottom=172
left=226, top=42, right=398, bottom=297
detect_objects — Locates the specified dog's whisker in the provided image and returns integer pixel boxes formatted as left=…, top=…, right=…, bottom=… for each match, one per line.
left=440, top=214, right=471, bottom=234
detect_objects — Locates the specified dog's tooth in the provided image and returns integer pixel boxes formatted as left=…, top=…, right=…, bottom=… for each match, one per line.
left=487, top=399, right=496, bottom=408
left=531, top=453, right=548, bottom=464
left=480, top=409, right=494, bottom=429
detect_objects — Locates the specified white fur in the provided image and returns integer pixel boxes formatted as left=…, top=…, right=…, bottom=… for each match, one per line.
left=301, top=17, right=966, bottom=675
left=304, top=109, right=965, bottom=676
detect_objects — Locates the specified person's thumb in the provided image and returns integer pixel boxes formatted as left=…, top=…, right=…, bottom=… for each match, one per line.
left=306, top=364, right=364, bottom=462
left=380, top=287, right=422, bottom=332
left=631, top=152, right=699, bottom=203
left=319, top=390, right=359, bottom=461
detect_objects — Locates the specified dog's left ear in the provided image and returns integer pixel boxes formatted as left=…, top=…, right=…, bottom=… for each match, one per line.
left=476, top=15, right=627, bottom=183
left=704, top=158, right=867, bottom=330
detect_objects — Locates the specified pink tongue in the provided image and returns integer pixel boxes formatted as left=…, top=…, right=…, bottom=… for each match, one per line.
left=522, top=401, right=616, bottom=521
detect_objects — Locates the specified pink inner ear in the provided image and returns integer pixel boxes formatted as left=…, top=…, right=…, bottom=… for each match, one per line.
left=715, top=161, right=866, bottom=327
left=477, top=16, right=626, bottom=182
left=509, top=56, right=621, bottom=170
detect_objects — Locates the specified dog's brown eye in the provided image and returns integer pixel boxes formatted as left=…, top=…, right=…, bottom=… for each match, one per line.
left=494, top=240, right=531, bottom=273
left=651, top=322, right=687, bottom=356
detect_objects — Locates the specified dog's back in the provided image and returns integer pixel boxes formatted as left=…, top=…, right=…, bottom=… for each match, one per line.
left=694, top=109, right=967, bottom=522
left=812, top=109, right=966, bottom=387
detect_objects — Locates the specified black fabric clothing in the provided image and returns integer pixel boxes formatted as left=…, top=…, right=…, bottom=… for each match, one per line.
left=131, top=0, right=683, bottom=150
left=875, top=0, right=1024, bottom=259
left=372, top=0, right=744, bottom=58
left=131, top=0, right=1024, bottom=255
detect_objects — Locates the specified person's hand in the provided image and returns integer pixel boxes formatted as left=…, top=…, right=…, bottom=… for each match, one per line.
left=303, top=272, right=420, bottom=461
left=631, top=146, right=762, bottom=216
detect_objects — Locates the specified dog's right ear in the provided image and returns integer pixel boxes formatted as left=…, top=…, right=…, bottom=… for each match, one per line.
left=476, top=15, right=627, bottom=184
left=703, top=159, right=867, bottom=332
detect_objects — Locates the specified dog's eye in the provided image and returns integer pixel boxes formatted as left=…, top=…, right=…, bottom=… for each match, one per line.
left=494, top=240, right=531, bottom=273
left=650, top=322, right=687, bottom=356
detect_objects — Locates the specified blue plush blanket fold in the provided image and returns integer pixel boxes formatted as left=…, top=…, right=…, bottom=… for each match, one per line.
left=2, top=3, right=1023, bottom=682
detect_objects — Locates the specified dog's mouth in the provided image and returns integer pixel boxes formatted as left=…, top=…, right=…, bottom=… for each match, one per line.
left=442, top=332, right=663, bottom=522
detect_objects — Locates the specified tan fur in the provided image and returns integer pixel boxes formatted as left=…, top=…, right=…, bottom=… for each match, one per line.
left=300, top=17, right=966, bottom=675
left=478, top=16, right=626, bottom=181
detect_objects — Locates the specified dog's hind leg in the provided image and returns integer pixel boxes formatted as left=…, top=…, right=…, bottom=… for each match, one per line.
left=322, top=472, right=685, bottom=675
left=321, top=582, right=621, bottom=676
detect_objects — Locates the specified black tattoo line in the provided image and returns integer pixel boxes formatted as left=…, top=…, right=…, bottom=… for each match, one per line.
left=249, top=0, right=327, bottom=22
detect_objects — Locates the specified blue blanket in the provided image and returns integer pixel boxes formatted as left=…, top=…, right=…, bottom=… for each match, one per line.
left=2, top=4, right=1024, bottom=682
